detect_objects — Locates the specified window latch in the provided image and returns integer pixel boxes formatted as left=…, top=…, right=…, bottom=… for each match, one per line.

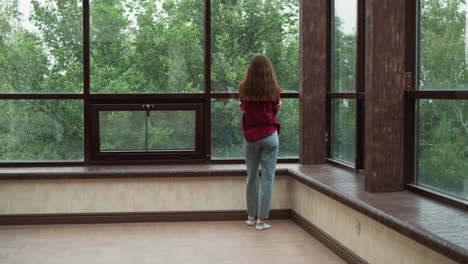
left=142, top=105, right=155, bottom=109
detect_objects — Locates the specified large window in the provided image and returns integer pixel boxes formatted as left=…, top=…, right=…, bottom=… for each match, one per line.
left=329, top=0, right=363, bottom=167
left=413, top=0, right=468, bottom=201
left=0, top=0, right=299, bottom=164
left=210, top=0, right=299, bottom=159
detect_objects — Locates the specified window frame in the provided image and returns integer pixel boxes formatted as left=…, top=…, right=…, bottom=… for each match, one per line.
left=404, top=0, right=468, bottom=210
left=90, top=102, right=205, bottom=161
left=0, top=0, right=299, bottom=166
left=327, top=0, right=365, bottom=172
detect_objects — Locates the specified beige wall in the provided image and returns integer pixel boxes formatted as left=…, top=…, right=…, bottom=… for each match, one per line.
left=0, top=176, right=290, bottom=214
left=290, top=180, right=456, bottom=264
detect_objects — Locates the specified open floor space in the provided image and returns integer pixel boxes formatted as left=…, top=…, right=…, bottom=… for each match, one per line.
left=0, top=220, right=345, bottom=264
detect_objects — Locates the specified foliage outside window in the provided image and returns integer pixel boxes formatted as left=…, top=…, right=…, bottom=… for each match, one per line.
left=417, top=0, right=468, bottom=200
left=211, top=0, right=299, bottom=93
left=0, top=100, right=83, bottom=161
left=90, top=0, right=204, bottom=93
left=331, top=99, right=356, bottom=164
left=0, top=0, right=83, bottom=94
left=417, top=100, right=468, bottom=200
left=332, top=0, right=357, bottom=93
left=419, top=0, right=467, bottom=90
left=211, top=98, right=299, bottom=158
left=100, top=110, right=196, bottom=151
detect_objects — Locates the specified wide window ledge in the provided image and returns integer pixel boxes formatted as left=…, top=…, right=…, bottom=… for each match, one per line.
left=406, top=183, right=468, bottom=211
left=0, top=164, right=467, bottom=262
left=287, top=165, right=468, bottom=263
left=0, top=164, right=288, bottom=180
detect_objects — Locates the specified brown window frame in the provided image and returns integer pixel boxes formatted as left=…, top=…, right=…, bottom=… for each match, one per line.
left=0, top=0, right=299, bottom=166
left=90, top=102, right=205, bottom=162
left=404, top=0, right=468, bottom=210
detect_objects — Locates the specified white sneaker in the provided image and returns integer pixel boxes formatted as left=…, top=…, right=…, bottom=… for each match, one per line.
left=256, top=222, right=271, bottom=231
left=246, top=217, right=256, bottom=226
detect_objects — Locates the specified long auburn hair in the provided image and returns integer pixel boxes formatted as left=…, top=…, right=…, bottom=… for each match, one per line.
left=239, top=55, right=279, bottom=101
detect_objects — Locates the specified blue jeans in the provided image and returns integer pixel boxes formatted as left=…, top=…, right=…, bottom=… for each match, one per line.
left=245, top=131, right=279, bottom=219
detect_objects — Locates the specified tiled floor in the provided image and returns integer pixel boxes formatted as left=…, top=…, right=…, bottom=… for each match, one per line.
left=0, top=220, right=345, bottom=264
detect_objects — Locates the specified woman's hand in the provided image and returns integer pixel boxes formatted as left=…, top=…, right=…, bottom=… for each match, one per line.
left=239, top=103, right=245, bottom=111
left=274, top=101, right=282, bottom=113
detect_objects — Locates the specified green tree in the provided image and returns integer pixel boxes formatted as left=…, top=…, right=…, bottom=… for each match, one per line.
left=417, top=0, right=468, bottom=199
left=420, top=0, right=466, bottom=90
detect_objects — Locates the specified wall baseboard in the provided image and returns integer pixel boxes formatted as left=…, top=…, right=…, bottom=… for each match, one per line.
left=290, top=210, right=367, bottom=264
left=0, top=209, right=291, bottom=225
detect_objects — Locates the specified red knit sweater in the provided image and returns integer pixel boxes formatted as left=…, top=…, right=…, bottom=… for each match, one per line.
left=240, top=95, right=281, bottom=143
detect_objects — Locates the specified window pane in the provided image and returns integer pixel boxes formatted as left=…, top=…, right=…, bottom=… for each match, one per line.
left=0, top=100, right=83, bottom=161
left=211, top=99, right=243, bottom=158
left=211, top=0, right=299, bottom=93
left=331, top=99, right=356, bottom=164
left=0, top=0, right=82, bottom=93
left=211, top=98, right=298, bottom=159
left=99, top=110, right=196, bottom=152
left=148, top=111, right=196, bottom=150
left=417, top=100, right=468, bottom=200
left=99, top=111, right=146, bottom=151
left=332, top=0, right=357, bottom=93
left=276, top=98, right=299, bottom=157
left=419, top=0, right=467, bottom=90
left=90, top=0, right=203, bottom=93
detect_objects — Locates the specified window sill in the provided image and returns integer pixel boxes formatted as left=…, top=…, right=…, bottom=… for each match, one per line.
left=406, top=183, right=468, bottom=211
left=0, top=164, right=288, bottom=180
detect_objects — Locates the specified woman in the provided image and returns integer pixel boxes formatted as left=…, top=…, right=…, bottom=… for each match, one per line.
left=239, top=55, right=281, bottom=231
